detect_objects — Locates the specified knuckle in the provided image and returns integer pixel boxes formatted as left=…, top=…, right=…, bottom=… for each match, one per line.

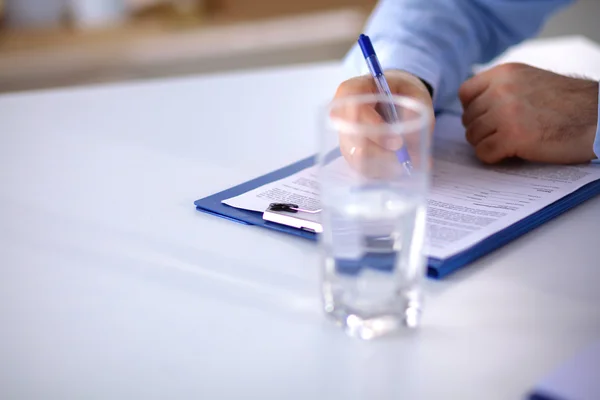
left=501, top=101, right=524, bottom=119
left=335, top=76, right=372, bottom=97
left=496, top=62, right=526, bottom=75
left=458, top=81, right=471, bottom=99
left=465, top=128, right=476, bottom=145
left=471, top=118, right=485, bottom=134
left=508, top=101, right=523, bottom=115
left=510, top=125, right=527, bottom=142
left=461, top=112, right=469, bottom=127
left=492, top=82, right=517, bottom=98
left=334, top=80, right=355, bottom=97
left=476, top=145, right=495, bottom=164
left=476, top=139, right=506, bottom=164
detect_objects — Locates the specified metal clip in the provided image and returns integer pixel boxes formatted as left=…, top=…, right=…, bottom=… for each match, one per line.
left=268, top=203, right=321, bottom=214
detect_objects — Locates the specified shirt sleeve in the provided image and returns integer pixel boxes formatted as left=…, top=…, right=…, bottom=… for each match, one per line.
left=343, top=0, right=573, bottom=110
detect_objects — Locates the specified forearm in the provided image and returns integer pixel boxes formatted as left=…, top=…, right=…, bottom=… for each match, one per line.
left=344, top=0, right=573, bottom=110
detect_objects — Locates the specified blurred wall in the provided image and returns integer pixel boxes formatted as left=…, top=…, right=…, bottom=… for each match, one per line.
left=0, top=0, right=598, bottom=94
left=539, top=0, right=600, bottom=42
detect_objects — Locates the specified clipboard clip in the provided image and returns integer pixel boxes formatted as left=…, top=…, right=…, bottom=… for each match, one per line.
left=263, top=203, right=323, bottom=233
left=267, top=203, right=321, bottom=214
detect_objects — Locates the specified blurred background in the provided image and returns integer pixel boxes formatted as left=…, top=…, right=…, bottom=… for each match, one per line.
left=1, top=0, right=599, bottom=94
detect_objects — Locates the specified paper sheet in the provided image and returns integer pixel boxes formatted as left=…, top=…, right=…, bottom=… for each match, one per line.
left=223, top=115, right=600, bottom=260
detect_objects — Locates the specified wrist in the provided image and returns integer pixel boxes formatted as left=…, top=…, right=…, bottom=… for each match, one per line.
left=363, top=39, right=441, bottom=106
left=418, top=78, right=434, bottom=98
left=581, top=80, right=600, bottom=161
left=384, top=69, right=433, bottom=102
left=383, top=69, right=436, bottom=133
left=593, top=81, right=600, bottom=161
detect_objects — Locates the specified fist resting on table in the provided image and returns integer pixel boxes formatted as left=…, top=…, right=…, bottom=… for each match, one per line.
left=459, top=63, right=598, bottom=165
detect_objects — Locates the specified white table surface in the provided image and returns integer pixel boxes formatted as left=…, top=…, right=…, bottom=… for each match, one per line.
left=1, top=36, right=600, bottom=400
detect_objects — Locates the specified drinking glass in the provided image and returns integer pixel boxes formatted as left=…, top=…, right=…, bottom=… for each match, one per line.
left=318, top=93, right=432, bottom=340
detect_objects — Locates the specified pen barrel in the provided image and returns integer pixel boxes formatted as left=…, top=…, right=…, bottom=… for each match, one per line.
left=365, top=55, right=384, bottom=78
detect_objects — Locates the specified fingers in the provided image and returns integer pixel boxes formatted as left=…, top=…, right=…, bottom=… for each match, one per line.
left=460, top=74, right=508, bottom=163
left=464, top=109, right=512, bottom=163
left=334, top=74, right=377, bottom=97
left=339, top=132, right=401, bottom=179
left=475, top=134, right=513, bottom=164
left=459, top=73, right=490, bottom=108
left=339, top=135, right=386, bottom=163
left=332, top=81, right=404, bottom=156
left=461, top=89, right=493, bottom=127
left=330, top=101, right=384, bottom=126
left=331, top=99, right=409, bottom=154
left=465, top=113, right=496, bottom=146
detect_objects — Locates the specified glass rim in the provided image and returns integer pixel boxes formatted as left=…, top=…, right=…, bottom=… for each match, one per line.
left=323, top=93, right=431, bottom=135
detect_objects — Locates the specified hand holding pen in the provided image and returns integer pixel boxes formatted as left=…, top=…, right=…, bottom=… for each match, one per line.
left=333, top=34, right=435, bottom=175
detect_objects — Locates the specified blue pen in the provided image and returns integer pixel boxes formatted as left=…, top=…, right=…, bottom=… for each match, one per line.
left=358, top=34, right=412, bottom=174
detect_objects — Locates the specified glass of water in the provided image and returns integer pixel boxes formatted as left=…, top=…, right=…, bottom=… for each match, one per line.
left=318, top=93, right=432, bottom=340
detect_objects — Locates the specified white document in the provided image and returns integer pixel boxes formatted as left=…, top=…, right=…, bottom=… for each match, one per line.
left=223, top=115, right=600, bottom=260
left=225, top=166, right=322, bottom=214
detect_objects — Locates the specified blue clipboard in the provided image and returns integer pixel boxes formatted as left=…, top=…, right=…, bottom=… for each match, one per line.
left=194, top=154, right=600, bottom=279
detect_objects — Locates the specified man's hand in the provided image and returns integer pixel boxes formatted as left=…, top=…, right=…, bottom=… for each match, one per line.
left=459, top=63, right=599, bottom=164
left=332, top=70, right=435, bottom=174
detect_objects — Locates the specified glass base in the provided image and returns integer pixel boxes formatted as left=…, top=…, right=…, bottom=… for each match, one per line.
left=324, top=301, right=422, bottom=340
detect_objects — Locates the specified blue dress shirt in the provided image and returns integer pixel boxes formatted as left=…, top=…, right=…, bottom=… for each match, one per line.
left=343, top=0, right=600, bottom=160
